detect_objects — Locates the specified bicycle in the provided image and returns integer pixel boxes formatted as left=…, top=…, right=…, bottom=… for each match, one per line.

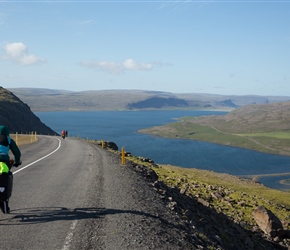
left=0, top=159, right=21, bottom=214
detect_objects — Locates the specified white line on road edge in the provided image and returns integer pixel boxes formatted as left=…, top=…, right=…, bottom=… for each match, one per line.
left=13, top=138, right=62, bottom=175
left=62, top=219, right=78, bottom=250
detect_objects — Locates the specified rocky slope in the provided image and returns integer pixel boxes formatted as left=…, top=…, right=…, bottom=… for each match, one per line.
left=96, top=141, right=290, bottom=249
left=0, top=87, right=57, bottom=135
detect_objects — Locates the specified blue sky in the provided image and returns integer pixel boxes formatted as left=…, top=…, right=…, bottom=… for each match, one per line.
left=0, top=1, right=289, bottom=96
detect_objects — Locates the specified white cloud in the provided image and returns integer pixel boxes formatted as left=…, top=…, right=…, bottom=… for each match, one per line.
left=80, top=58, right=155, bottom=74
left=2, top=42, right=44, bottom=66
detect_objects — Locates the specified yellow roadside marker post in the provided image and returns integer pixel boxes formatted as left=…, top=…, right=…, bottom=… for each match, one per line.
left=122, top=147, right=125, bottom=165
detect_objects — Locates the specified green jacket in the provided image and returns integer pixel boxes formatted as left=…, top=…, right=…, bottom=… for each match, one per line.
left=0, top=125, right=21, bottom=164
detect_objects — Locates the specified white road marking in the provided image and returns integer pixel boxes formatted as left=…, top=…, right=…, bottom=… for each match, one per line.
left=13, top=137, right=62, bottom=174
left=62, top=219, right=78, bottom=250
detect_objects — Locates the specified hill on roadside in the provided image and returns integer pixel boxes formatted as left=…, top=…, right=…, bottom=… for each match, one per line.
left=8, top=87, right=290, bottom=112
left=0, top=87, right=57, bottom=135
left=189, top=101, right=290, bottom=133
left=140, top=101, right=290, bottom=156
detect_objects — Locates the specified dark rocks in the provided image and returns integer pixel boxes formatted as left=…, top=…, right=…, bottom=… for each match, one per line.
left=105, top=141, right=118, bottom=150
left=137, top=156, right=155, bottom=163
left=95, top=140, right=119, bottom=151
left=127, top=162, right=158, bottom=182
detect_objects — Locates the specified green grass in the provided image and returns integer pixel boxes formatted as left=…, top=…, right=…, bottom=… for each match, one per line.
left=238, top=131, right=290, bottom=139
left=139, top=120, right=290, bottom=156
left=152, top=164, right=290, bottom=230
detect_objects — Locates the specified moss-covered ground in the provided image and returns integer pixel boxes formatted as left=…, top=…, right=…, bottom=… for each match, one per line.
left=125, top=155, right=290, bottom=231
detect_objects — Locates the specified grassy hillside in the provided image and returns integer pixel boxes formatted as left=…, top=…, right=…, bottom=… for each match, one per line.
left=188, top=102, right=290, bottom=133
left=140, top=101, right=290, bottom=157
left=153, top=164, right=290, bottom=227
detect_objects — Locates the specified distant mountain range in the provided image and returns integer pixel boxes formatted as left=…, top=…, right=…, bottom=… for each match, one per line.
left=8, top=88, right=290, bottom=112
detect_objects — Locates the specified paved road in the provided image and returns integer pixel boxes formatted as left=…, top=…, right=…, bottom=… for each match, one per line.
left=0, top=136, right=195, bottom=250
left=0, top=136, right=100, bottom=249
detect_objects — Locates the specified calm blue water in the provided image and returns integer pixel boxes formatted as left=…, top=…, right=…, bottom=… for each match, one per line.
left=35, top=110, right=290, bottom=191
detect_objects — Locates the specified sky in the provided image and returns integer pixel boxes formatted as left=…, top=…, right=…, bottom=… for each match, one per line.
left=0, top=0, right=290, bottom=96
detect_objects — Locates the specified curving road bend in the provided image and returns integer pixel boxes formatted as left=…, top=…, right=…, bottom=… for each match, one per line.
left=0, top=136, right=195, bottom=250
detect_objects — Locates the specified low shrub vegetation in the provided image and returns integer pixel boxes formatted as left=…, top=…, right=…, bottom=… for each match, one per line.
left=10, top=133, right=38, bottom=146
left=125, top=153, right=290, bottom=232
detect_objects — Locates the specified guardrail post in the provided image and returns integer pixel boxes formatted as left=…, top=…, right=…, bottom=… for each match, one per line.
left=102, top=139, right=104, bottom=148
left=122, top=147, right=125, bottom=165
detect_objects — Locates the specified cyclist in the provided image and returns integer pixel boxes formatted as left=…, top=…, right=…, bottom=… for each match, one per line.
left=0, top=125, right=22, bottom=213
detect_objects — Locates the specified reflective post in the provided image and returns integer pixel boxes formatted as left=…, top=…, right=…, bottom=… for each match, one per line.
left=122, top=147, right=125, bottom=165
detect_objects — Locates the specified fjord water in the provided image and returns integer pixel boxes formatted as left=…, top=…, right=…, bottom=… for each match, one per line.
left=35, top=110, right=290, bottom=191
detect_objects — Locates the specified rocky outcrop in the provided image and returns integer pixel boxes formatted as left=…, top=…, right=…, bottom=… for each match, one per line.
left=0, top=87, right=57, bottom=135
left=94, top=140, right=119, bottom=151
left=217, top=99, right=239, bottom=108
left=253, top=206, right=285, bottom=238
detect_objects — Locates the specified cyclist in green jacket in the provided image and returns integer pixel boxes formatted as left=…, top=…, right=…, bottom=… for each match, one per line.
left=0, top=125, right=21, bottom=213
left=0, top=125, right=21, bottom=168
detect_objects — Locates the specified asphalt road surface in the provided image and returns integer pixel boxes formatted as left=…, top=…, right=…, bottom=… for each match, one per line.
left=0, top=136, right=196, bottom=250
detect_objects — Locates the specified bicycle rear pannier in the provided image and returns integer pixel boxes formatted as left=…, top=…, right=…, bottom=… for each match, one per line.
left=0, top=172, right=13, bottom=201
